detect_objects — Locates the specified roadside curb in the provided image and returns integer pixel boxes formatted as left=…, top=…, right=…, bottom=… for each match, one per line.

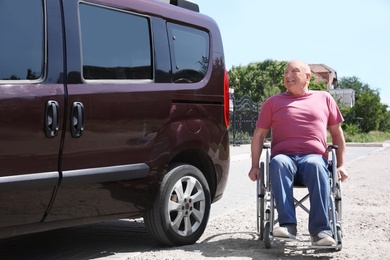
left=346, top=142, right=390, bottom=148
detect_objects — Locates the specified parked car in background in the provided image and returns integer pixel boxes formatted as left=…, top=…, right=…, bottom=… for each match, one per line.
left=0, top=0, right=230, bottom=246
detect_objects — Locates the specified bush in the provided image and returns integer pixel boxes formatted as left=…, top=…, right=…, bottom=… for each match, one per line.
left=229, top=130, right=252, bottom=144
left=344, top=123, right=360, bottom=135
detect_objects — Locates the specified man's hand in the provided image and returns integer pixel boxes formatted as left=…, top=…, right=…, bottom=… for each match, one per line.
left=337, top=165, right=348, bottom=182
left=248, top=165, right=261, bottom=181
left=248, top=128, right=269, bottom=182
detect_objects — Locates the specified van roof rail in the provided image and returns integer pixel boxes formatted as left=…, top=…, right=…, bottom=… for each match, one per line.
left=157, top=0, right=199, bottom=12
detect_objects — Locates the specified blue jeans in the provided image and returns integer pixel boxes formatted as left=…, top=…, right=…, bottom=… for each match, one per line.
left=269, top=154, right=331, bottom=236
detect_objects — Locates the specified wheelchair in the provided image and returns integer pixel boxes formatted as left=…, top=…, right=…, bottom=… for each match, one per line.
left=256, top=143, right=343, bottom=250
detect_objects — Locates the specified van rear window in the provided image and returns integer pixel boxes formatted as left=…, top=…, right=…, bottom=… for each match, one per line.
left=167, top=23, right=209, bottom=83
left=79, top=3, right=152, bottom=81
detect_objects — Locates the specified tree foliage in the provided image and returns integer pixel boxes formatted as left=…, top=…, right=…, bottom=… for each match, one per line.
left=338, top=77, right=389, bottom=133
left=228, top=60, right=286, bottom=103
left=308, top=77, right=327, bottom=91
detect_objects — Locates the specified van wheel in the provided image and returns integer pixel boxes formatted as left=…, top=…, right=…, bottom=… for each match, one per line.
left=144, top=164, right=211, bottom=246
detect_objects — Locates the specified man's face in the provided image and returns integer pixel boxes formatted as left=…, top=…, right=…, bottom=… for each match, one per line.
left=284, top=62, right=310, bottom=95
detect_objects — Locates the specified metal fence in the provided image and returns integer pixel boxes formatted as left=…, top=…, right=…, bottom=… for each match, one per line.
left=230, top=95, right=261, bottom=145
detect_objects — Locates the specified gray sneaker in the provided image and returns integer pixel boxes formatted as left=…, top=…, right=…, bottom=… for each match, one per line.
left=311, top=231, right=335, bottom=246
left=273, top=225, right=297, bottom=239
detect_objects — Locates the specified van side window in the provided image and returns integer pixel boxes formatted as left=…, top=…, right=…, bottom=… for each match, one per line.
left=167, top=23, right=209, bottom=83
left=79, top=3, right=152, bottom=80
left=0, top=0, right=44, bottom=81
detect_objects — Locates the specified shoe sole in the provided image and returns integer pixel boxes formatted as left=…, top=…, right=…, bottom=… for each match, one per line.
left=310, top=245, right=339, bottom=250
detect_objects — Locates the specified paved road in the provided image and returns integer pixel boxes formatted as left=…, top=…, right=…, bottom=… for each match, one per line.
left=0, top=144, right=385, bottom=259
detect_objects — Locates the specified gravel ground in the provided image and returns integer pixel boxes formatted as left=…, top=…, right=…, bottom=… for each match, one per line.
left=130, top=146, right=390, bottom=260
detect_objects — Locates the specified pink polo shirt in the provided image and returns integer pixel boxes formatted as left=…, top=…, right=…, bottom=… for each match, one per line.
left=256, top=91, right=343, bottom=158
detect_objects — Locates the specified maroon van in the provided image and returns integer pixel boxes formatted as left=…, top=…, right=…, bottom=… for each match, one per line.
left=0, top=0, right=230, bottom=246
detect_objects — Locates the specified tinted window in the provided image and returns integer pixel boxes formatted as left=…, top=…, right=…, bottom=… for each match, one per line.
left=0, top=0, right=44, bottom=81
left=79, top=4, right=152, bottom=80
left=167, top=23, right=209, bottom=83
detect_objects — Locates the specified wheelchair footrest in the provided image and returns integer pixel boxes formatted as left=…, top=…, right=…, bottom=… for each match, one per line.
left=309, top=244, right=342, bottom=250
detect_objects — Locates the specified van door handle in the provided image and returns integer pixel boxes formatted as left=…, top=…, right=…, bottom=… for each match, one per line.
left=44, top=100, right=60, bottom=138
left=71, top=102, right=84, bottom=138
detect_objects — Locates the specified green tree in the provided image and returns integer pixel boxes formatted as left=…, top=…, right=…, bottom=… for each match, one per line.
left=351, top=90, right=382, bottom=132
left=339, top=76, right=389, bottom=133
left=381, top=110, right=390, bottom=132
left=338, top=76, right=370, bottom=95
left=228, top=60, right=286, bottom=103
left=308, top=77, right=327, bottom=91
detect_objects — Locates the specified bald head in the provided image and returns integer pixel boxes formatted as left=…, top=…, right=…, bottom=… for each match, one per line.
left=284, top=60, right=311, bottom=96
left=287, top=60, right=311, bottom=75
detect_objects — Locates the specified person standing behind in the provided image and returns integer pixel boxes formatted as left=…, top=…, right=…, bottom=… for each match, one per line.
left=248, top=60, right=348, bottom=246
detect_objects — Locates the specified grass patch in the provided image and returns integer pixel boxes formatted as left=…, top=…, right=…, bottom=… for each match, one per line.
left=343, top=131, right=390, bottom=143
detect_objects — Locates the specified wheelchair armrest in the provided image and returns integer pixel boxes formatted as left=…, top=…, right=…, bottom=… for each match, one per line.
left=263, top=143, right=271, bottom=149
left=327, top=144, right=338, bottom=150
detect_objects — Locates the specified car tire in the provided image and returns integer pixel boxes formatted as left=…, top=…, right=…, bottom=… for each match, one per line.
left=144, top=163, right=211, bottom=246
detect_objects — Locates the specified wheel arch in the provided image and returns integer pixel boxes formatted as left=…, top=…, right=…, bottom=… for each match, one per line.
left=170, top=148, right=217, bottom=202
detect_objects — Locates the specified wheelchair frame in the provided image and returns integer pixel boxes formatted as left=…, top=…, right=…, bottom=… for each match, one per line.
left=256, top=143, right=343, bottom=250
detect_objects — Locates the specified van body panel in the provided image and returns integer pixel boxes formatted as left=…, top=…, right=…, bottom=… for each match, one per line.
left=0, top=0, right=230, bottom=242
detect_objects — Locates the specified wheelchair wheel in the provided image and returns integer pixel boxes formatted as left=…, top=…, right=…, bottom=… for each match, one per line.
left=264, top=222, right=273, bottom=249
left=335, top=182, right=342, bottom=217
left=258, top=162, right=266, bottom=240
left=258, top=188, right=265, bottom=240
left=336, top=226, right=343, bottom=251
left=256, top=180, right=262, bottom=238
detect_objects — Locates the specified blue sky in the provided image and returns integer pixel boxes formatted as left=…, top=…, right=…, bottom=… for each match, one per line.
left=196, top=0, right=390, bottom=107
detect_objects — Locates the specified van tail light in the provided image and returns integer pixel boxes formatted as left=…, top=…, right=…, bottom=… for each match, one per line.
left=223, top=70, right=230, bottom=128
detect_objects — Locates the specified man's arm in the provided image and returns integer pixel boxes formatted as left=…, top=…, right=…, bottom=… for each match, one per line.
left=328, top=123, right=348, bottom=182
left=248, top=127, right=269, bottom=181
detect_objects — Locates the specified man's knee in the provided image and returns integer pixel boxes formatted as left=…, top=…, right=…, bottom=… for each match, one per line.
left=303, top=154, right=327, bottom=167
left=270, top=154, right=293, bottom=170
left=300, top=155, right=330, bottom=186
left=270, top=155, right=296, bottom=182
